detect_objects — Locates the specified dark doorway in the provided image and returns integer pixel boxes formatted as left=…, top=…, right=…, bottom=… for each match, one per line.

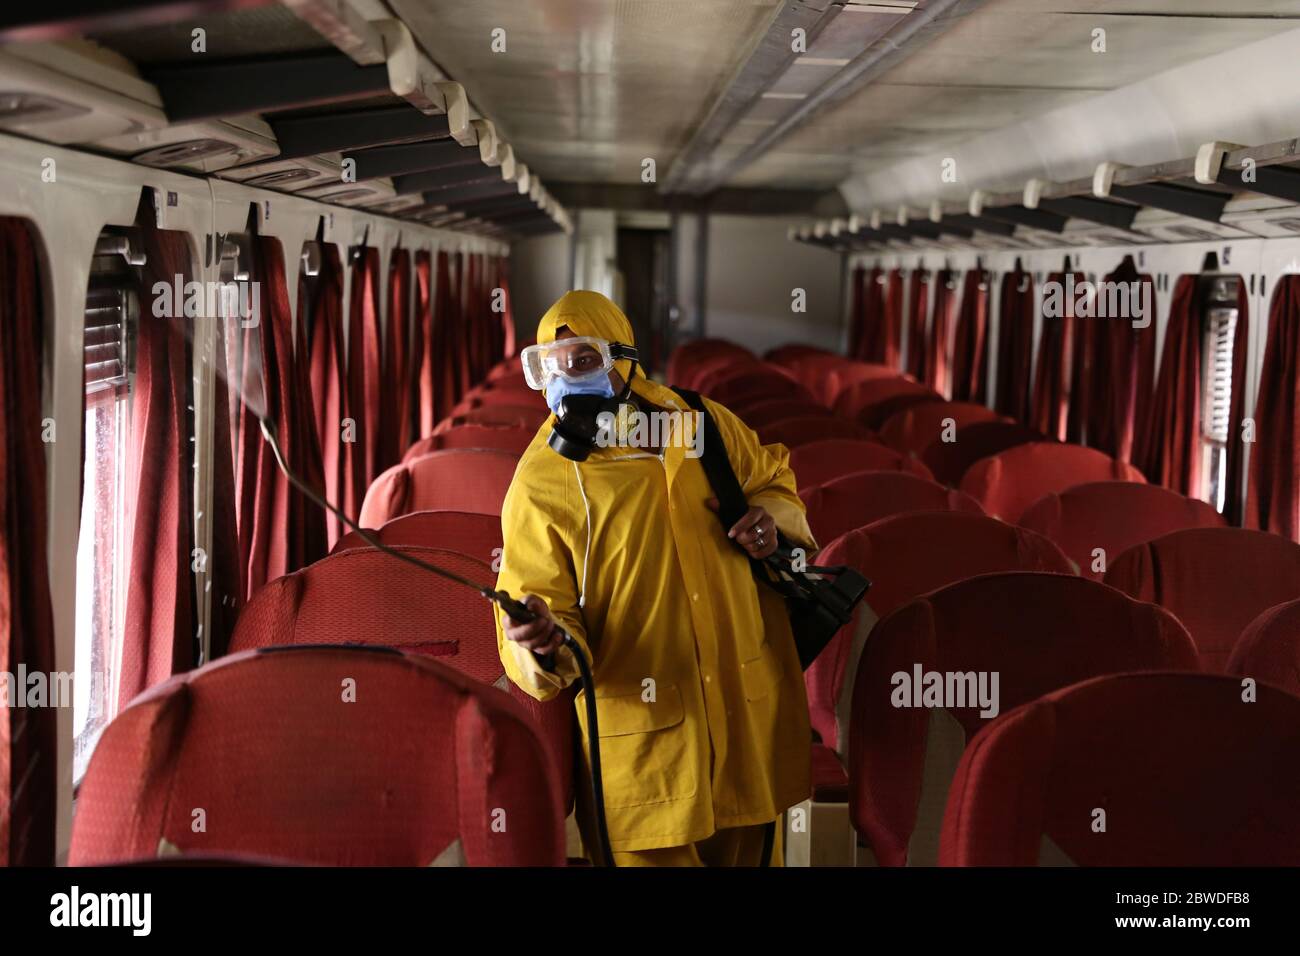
left=616, top=227, right=671, bottom=377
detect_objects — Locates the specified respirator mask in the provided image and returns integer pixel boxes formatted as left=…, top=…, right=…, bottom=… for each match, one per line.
left=521, top=336, right=640, bottom=462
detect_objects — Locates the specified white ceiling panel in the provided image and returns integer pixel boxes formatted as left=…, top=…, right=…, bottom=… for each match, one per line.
left=386, top=0, right=1300, bottom=191
left=390, top=0, right=782, bottom=184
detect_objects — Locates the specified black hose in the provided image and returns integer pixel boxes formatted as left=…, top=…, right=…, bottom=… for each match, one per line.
left=564, top=634, right=615, bottom=867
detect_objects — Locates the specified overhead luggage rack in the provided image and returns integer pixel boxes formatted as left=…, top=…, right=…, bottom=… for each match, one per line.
left=0, top=1, right=572, bottom=238
left=794, top=132, right=1300, bottom=253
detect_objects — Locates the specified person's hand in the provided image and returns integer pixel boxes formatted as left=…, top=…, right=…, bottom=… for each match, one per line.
left=706, top=498, right=779, bottom=559
left=500, top=594, right=565, bottom=656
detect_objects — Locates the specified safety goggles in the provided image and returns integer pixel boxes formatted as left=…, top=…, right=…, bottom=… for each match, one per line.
left=521, top=337, right=638, bottom=390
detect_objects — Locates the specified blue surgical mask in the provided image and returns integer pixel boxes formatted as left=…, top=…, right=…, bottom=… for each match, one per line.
left=545, top=372, right=615, bottom=416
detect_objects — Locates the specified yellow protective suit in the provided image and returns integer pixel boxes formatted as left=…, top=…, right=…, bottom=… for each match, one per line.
left=495, top=291, right=815, bottom=855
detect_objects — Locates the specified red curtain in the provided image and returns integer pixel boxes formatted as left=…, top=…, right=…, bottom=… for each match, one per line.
left=1085, top=258, right=1157, bottom=463
left=0, top=218, right=56, bottom=865
left=303, top=244, right=349, bottom=547
left=118, top=227, right=196, bottom=706
left=432, top=250, right=457, bottom=425
left=347, top=247, right=383, bottom=494
left=1030, top=270, right=1086, bottom=440
left=209, top=298, right=243, bottom=660
left=233, top=237, right=327, bottom=600
left=950, top=268, right=990, bottom=403
left=452, top=253, right=471, bottom=401
left=924, top=269, right=959, bottom=398
left=381, top=248, right=412, bottom=468
left=882, top=268, right=903, bottom=370
left=846, top=265, right=866, bottom=358
left=861, top=266, right=893, bottom=363
left=1247, top=275, right=1300, bottom=540
left=904, top=269, right=929, bottom=380
left=496, top=255, right=516, bottom=362
left=994, top=265, right=1035, bottom=422
left=411, top=250, right=434, bottom=439
left=1137, top=274, right=1249, bottom=507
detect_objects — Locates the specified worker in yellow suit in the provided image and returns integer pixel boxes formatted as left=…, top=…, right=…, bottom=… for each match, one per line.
left=495, top=290, right=814, bottom=866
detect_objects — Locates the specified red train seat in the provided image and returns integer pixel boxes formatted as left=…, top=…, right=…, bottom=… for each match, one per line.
left=441, top=404, right=548, bottom=431
left=960, top=442, right=1145, bottom=522
left=361, top=448, right=520, bottom=525
left=878, top=400, right=1005, bottom=457
left=920, top=420, right=1045, bottom=487
left=800, top=471, right=983, bottom=546
left=1104, top=527, right=1300, bottom=672
left=939, top=672, right=1300, bottom=865
left=332, top=509, right=503, bottom=564
left=806, top=512, right=1072, bottom=757
left=404, top=425, right=535, bottom=460
left=737, top=399, right=835, bottom=430
left=1227, top=598, right=1300, bottom=695
left=230, top=546, right=574, bottom=810
left=788, top=438, right=934, bottom=490
left=70, top=647, right=566, bottom=866
left=1019, top=481, right=1225, bottom=578
left=758, top=416, right=872, bottom=449
left=832, top=376, right=934, bottom=419
left=849, top=572, right=1196, bottom=866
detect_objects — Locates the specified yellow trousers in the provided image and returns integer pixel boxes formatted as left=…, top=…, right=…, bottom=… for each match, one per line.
left=610, top=822, right=783, bottom=867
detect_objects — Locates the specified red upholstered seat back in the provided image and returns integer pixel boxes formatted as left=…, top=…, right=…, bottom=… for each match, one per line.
left=361, top=448, right=520, bottom=526
left=758, top=416, right=872, bottom=449
left=1019, top=481, right=1225, bottom=579
left=719, top=378, right=818, bottom=410
left=849, top=572, right=1197, bottom=866
left=70, top=647, right=566, bottom=866
left=939, top=672, right=1300, bottom=866
left=1228, top=598, right=1300, bottom=695
left=765, top=343, right=832, bottom=365
left=832, top=376, right=934, bottom=419
left=800, top=471, right=983, bottom=545
left=404, top=425, right=534, bottom=460
left=332, top=509, right=503, bottom=562
left=764, top=353, right=851, bottom=402
left=856, top=392, right=946, bottom=431
left=231, top=546, right=575, bottom=808
left=737, top=399, right=835, bottom=430
left=959, top=441, right=1145, bottom=521
left=806, top=513, right=1072, bottom=752
left=443, top=404, right=548, bottom=431
left=789, top=438, right=934, bottom=491
left=920, top=420, right=1044, bottom=487
left=695, top=362, right=795, bottom=394
left=825, top=362, right=897, bottom=406
left=878, top=400, right=1005, bottom=457
left=1104, top=527, right=1300, bottom=672
left=668, top=339, right=753, bottom=387
left=456, top=385, right=541, bottom=410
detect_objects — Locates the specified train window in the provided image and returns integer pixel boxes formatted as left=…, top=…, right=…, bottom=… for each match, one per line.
left=73, top=231, right=141, bottom=780
left=1199, top=275, right=1240, bottom=511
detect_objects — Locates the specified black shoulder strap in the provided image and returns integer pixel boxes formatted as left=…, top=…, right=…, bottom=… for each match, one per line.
left=673, top=388, right=749, bottom=532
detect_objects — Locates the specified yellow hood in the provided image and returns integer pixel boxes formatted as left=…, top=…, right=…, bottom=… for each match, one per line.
left=536, top=290, right=642, bottom=386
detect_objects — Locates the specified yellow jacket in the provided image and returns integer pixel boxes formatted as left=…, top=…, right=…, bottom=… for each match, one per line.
left=494, top=292, right=814, bottom=853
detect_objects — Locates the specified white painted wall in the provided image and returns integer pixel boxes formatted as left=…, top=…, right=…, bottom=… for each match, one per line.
left=509, top=231, right=570, bottom=342
left=682, top=213, right=845, bottom=356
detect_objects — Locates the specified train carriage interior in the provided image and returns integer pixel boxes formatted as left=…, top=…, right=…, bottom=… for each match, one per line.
left=2, top=0, right=1300, bottom=888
